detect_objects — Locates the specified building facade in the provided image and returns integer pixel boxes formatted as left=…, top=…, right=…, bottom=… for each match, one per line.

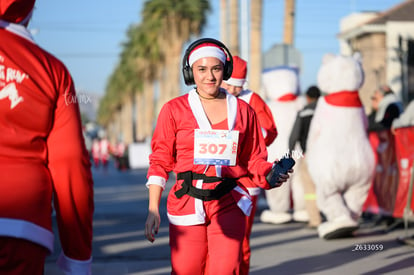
left=338, top=0, right=414, bottom=113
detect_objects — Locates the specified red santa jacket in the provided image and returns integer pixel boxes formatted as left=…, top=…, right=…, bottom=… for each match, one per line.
left=238, top=89, right=277, bottom=146
left=238, top=89, right=278, bottom=195
left=0, top=21, right=93, bottom=270
left=146, top=89, right=273, bottom=225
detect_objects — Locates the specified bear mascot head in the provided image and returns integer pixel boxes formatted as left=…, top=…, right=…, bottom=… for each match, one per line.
left=305, top=54, right=375, bottom=239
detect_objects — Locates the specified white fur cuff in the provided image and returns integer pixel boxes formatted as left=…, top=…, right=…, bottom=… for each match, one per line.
left=57, top=252, right=92, bottom=275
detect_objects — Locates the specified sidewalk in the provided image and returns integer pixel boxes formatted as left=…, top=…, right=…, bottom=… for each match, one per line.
left=44, top=164, right=414, bottom=274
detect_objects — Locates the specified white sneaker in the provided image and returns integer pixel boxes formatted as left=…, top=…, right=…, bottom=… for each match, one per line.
left=293, top=210, right=309, bottom=223
left=260, top=210, right=292, bottom=224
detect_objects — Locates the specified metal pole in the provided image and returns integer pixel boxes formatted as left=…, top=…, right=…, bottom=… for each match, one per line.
left=240, top=0, right=249, bottom=63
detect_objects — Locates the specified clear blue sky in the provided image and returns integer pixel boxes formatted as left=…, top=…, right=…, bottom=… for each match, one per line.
left=30, top=0, right=404, bottom=95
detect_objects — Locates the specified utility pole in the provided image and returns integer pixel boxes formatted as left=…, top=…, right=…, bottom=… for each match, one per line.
left=240, top=0, right=249, bottom=62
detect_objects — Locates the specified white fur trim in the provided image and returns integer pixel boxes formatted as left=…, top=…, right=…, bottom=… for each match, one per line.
left=57, top=252, right=92, bottom=275
left=188, top=88, right=237, bottom=133
left=247, top=187, right=261, bottom=196
left=168, top=180, right=205, bottom=226
left=235, top=186, right=252, bottom=216
left=189, top=46, right=226, bottom=67
left=261, top=127, right=267, bottom=139
left=226, top=90, right=238, bottom=130
left=146, top=175, right=166, bottom=190
left=0, top=218, right=54, bottom=252
left=224, top=77, right=245, bottom=87
left=167, top=213, right=205, bottom=226
left=237, top=89, right=253, bottom=103
left=0, top=19, right=34, bottom=43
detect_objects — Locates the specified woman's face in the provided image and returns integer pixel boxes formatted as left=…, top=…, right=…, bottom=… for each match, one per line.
left=192, top=57, right=224, bottom=95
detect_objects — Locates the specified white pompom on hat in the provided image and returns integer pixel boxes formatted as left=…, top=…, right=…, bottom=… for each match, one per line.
left=224, top=56, right=247, bottom=87
left=0, top=0, right=35, bottom=24
left=188, top=42, right=227, bottom=67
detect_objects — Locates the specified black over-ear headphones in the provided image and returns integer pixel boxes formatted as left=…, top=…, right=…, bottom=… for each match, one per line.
left=182, top=38, right=233, bottom=86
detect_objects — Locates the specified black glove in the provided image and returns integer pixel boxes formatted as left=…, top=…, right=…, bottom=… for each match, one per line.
left=266, top=157, right=296, bottom=188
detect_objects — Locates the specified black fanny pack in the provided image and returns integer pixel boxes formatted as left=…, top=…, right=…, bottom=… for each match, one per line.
left=175, top=171, right=238, bottom=201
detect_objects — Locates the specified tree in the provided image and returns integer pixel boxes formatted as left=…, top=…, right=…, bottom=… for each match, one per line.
left=125, top=23, right=163, bottom=141
left=229, top=0, right=240, bottom=56
left=142, top=0, right=211, bottom=113
left=99, top=0, right=211, bottom=143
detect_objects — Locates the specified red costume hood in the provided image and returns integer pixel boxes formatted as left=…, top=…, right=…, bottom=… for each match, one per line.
left=0, top=0, right=35, bottom=24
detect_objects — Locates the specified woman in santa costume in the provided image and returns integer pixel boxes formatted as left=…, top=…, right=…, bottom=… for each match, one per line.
left=221, top=55, right=277, bottom=275
left=144, top=38, right=292, bottom=275
left=0, top=1, right=94, bottom=274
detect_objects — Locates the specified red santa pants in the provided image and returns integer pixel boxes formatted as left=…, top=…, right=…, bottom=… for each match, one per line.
left=169, top=193, right=246, bottom=275
left=0, top=237, right=48, bottom=275
left=240, top=194, right=258, bottom=275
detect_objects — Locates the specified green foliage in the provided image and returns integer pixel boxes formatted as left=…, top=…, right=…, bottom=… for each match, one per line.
left=98, top=0, right=210, bottom=127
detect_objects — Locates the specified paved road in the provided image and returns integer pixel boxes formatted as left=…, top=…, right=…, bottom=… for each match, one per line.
left=45, top=161, right=414, bottom=275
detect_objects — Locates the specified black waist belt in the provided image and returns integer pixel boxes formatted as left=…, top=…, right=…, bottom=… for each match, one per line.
left=175, top=171, right=238, bottom=201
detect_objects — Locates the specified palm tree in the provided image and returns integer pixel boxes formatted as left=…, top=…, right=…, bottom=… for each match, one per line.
left=229, top=0, right=240, bottom=56
left=97, top=66, right=124, bottom=137
left=142, top=0, right=210, bottom=114
left=250, top=0, right=263, bottom=96
left=220, top=0, right=227, bottom=45
left=98, top=30, right=142, bottom=145
left=124, top=22, right=162, bottom=141
left=99, top=0, right=211, bottom=142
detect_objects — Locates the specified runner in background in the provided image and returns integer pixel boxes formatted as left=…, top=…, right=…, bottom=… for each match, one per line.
left=221, top=55, right=277, bottom=275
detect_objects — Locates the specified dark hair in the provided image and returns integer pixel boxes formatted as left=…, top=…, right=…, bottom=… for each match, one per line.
left=306, top=85, right=321, bottom=99
left=181, top=38, right=233, bottom=86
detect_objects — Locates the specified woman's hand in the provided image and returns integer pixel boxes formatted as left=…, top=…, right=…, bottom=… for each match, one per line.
left=276, top=168, right=294, bottom=184
left=145, top=209, right=160, bottom=243
left=266, top=157, right=296, bottom=188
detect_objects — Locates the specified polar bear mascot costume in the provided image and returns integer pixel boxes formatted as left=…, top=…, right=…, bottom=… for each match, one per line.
left=306, top=54, right=375, bottom=239
left=260, top=66, right=308, bottom=224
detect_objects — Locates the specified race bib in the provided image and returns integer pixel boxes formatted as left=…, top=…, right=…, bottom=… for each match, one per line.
left=194, top=129, right=239, bottom=166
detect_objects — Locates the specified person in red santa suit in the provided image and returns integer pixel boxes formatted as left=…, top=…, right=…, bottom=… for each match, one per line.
left=91, top=138, right=101, bottom=168
left=221, top=55, right=277, bottom=275
left=99, top=135, right=111, bottom=169
left=144, top=38, right=293, bottom=275
left=0, top=1, right=94, bottom=274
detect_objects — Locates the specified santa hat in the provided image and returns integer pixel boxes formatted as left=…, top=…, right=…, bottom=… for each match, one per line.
left=224, top=56, right=247, bottom=87
left=0, top=0, right=35, bottom=24
left=188, top=42, right=227, bottom=67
